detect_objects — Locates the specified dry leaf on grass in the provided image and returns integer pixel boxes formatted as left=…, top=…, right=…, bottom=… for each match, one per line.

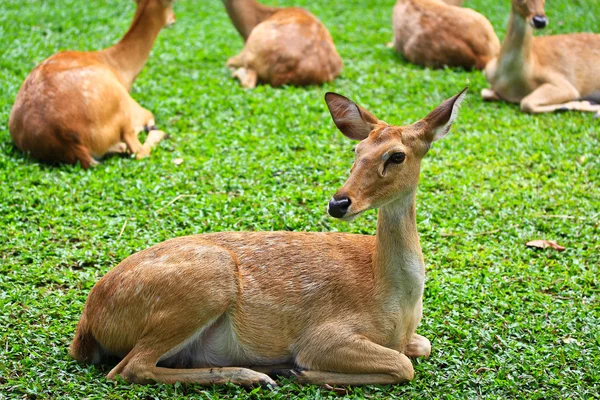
left=561, top=336, right=580, bottom=345
left=172, top=158, right=184, bottom=166
left=526, top=239, right=566, bottom=252
left=322, top=384, right=349, bottom=395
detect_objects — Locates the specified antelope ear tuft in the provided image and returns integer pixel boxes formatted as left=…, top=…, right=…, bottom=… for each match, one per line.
left=325, top=92, right=380, bottom=141
left=422, top=87, right=468, bottom=143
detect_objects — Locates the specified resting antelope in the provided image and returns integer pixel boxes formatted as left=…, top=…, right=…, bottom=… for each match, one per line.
left=70, top=88, right=468, bottom=386
left=8, top=0, right=175, bottom=168
left=222, top=0, right=342, bottom=88
left=392, top=0, right=500, bottom=70
left=482, top=0, right=600, bottom=116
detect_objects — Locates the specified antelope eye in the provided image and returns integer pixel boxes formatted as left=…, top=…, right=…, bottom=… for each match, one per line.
left=389, top=152, right=406, bottom=164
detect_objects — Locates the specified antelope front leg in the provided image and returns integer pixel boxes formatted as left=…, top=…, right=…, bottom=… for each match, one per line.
left=226, top=52, right=245, bottom=71
left=404, top=334, right=431, bottom=359
left=293, top=328, right=414, bottom=386
left=519, top=82, right=583, bottom=114
left=481, top=88, right=501, bottom=102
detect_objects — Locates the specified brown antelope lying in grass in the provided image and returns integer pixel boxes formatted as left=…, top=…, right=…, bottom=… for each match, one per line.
left=8, top=0, right=175, bottom=168
left=70, top=87, right=468, bottom=386
left=483, top=0, right=600, bottom=116
left=392, top=0, right=500, bottom=70
left=222, top=0, right=342, bottom=88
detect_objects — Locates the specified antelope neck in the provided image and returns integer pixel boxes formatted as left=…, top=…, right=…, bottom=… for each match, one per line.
left=222, top=0, right=278, bottom=41
left=499, top=9, right=534, bottom=70
left=373, top=193, right=425, bottom=301
left=102, top=2, right=165, bottom=90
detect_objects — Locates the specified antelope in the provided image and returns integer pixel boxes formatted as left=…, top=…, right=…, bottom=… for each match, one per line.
left=392, top=0, right=500, bottom=70
left=8, top=0, right=175, bottom=169
left=482, top=0, right=600, bottom=116
left=222, top=0, right=343, bottom=88
left=69, top=88, right=468, bottom=386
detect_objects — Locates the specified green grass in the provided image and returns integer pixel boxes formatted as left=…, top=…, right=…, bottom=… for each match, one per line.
left=1, top=0, right=599, bottom=398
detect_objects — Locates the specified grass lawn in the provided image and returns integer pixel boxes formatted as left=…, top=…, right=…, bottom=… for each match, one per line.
left=1, top=0, right=599, bottom=398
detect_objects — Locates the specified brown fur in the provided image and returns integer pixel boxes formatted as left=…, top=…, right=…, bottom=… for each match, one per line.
left=393, top=0, right=500, bottom=70
left=8, top=0, right=175, bottom=168
left=70, top=89, right=468, bottom=386
left=483, top=0, right=600, bottom=116
left=223, top=0, right=342, bottom=88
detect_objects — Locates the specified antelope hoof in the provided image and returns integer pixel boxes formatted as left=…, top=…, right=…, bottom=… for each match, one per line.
left=136, top=149, right=151, bottom=160
left=481, top=88, right=499, bottom=101
left=148, top=129, right=167, bottom=141
left=232, top=68, right=257, bottom=89
left=259, top=375, right=278, bottom=389
left=108, top=142, right=128, bottom=154
left=556, top=106, right=570, bottom=113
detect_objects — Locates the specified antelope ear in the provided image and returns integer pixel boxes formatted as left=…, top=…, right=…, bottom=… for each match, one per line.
left=325, top=92, right=380, bottom=141
left=421, top=87, right=468, bottom=143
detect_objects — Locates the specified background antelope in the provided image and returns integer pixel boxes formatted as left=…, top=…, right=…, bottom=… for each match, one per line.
left=482, top=0, right=600, bottom=116
left=69, top=88, right=467, bottom=386
left=222, top=0, right=342, bottom=88
left=8, top=0, right=175, bottom=168
left=392, top=0, right=499, bottom=70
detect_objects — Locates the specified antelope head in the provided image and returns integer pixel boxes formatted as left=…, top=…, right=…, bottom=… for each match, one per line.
left=325, top=88, right=468, bottom=220
left=134, top=0, right=177, bottom=27
left=512, top=0, right=548, bottom=29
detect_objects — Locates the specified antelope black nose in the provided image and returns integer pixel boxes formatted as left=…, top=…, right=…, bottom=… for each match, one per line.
left=328, top=197, right=351, bottom=218
left=532, top=15, right=548, bottom=29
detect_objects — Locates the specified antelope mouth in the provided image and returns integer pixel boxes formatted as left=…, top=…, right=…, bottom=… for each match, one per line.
left=340, top=212, right=361, bottom=222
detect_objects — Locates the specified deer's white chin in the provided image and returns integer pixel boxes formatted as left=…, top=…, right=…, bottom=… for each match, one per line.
left=340, top=211, right=362, bottom=222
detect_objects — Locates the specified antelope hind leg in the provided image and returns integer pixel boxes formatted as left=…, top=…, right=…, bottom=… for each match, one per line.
left=248, top=364, right=298, bottom=378
left=126, top=129, right=166, bottom=160
left=114, top=362, right=276, bottom=387
left=554, top=100, right=600, bottom=114
left=519, top=82, right=583, bottom=114
left=107, top=142, right=128, bottom=154
left=226, top=52, right=246, bottom=70
left=232, top=67, right=258, bottom=89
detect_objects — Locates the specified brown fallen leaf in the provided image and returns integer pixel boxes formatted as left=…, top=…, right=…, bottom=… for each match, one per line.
left=474, top=367, right=494, bottom=375
left=561, top=335, right=581, bottom=345
left=322, top=383, right=349, bottom=396
left=526, top=239, right=566, bottom=252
